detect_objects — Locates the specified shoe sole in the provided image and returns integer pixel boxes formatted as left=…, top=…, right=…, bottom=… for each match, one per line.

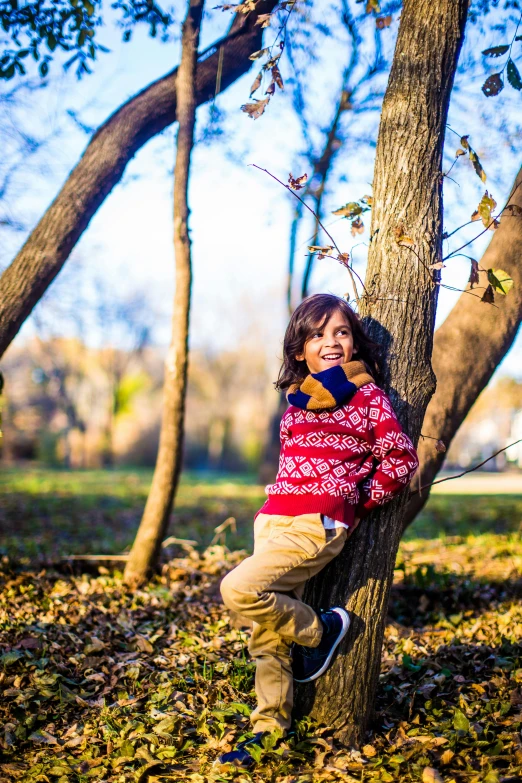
left=294, top=607, right=350, bottom=683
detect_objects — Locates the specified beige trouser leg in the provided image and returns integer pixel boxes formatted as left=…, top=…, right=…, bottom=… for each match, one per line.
left=220, top=513, right=347, bottom=734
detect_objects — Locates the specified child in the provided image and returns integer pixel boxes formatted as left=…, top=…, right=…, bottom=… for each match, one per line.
left=219, top=293, right=418, bottom=767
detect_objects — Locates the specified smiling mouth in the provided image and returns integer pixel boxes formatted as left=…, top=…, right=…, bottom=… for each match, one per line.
left=321, top=354, right=343, bottom=362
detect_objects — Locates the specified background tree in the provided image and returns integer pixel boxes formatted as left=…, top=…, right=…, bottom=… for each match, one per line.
left=123, top=0, right=205, bottom=588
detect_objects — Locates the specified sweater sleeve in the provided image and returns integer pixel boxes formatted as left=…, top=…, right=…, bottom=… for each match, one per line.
left=355, top=389, right=419, bottom=516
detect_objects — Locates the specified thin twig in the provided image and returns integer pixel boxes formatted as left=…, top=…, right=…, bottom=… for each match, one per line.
left=250, top=164, right=341, bottom=252
left=444, top=178, right=522, bottom=261
left=269, top=0, right=296, bottom=54
left=322, top=253, right=366, bottom=301
left=411, top=439, right=522, bottom=495
left=443, top=219, right=475, bottom=242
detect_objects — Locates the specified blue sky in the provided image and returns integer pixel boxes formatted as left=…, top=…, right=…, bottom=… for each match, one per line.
left=1, top=1, right=521, bottom=379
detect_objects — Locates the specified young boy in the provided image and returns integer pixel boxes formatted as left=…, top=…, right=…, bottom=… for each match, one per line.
left=219, top=294, right=418, bottom=766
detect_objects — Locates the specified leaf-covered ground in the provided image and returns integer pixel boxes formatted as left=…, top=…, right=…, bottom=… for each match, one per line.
left=0, top=470, right=521, bottom=782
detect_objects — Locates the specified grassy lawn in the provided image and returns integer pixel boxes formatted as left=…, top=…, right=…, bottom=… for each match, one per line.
left=1, top=467, right=521, bottom=562
left=0, top=468, right=521, bottom=782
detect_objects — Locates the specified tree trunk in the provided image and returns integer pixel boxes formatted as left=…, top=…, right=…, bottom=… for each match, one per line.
left=296, top=0, right=468, bottom=745
left=403, top=166, right=522, bottom=528
left=0, top=0, right=278, bottom=361
left=123, top=0, right=204, bottom=588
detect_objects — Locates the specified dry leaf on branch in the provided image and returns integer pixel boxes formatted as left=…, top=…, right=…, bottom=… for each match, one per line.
left=288, top=172, right=307, bottom=190
left=241, top=97, right=269, bottom=119
left=249, top=70, right=262, bottom=96
left=487, top=267, right=514, bottom=295
left=482, top=72, right=504, bottom=97
left=376, top=14, right=392, bottom=28
left=481, top=283, right=495, bottom=304
left=249, top=47, right=267, bottom=61
left=351, top=217, right=365, bottom=236
left=468, top=258, right=480, bottom=288
left=272, top=65, right=284, bottom=90
left=473, top=191, right=497, bottom=227
left=309, top=244, right=333, bottom=254
left=255, top=13, right=272, bottom=27
left=396, top=235, right=414, bottom=246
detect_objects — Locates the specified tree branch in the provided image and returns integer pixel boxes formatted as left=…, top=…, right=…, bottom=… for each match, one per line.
left=403, top=165, right=522, bottom=528
left=411, top=439, right=522, bottom=495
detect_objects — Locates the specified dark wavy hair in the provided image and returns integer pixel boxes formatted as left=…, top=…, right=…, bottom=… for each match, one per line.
left=276, top=293, right=381, bottom=391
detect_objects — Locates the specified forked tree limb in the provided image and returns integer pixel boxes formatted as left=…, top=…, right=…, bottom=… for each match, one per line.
left=0, top=0, right=278, bottom=359
left=403, top=166, right=522, bottom=529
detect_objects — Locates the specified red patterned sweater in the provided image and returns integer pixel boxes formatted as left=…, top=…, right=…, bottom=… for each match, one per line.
left=257, top=383, right=419, bottom=526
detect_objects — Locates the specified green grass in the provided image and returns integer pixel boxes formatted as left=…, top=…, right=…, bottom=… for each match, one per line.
left=0, top=468, right=266, bottom=560
left=0, top=467, right=521, bottom=561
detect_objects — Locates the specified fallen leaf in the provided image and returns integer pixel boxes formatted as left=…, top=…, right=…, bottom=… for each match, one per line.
left=422, top=767, right=443, bottom=783
left=28, top=730, right=59, bottom=745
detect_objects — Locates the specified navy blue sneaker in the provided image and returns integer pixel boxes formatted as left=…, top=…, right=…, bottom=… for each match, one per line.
left=292, top=607, right=350, bottom=683
left=218, top=732, right=265, bottom=768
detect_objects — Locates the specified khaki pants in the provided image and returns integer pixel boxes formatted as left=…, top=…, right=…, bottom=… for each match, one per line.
left=220, top=512, right=347, bottom=734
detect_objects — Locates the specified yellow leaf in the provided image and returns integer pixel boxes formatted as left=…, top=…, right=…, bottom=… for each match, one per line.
left=441, top=749, right=454, bottom=764
left=488, top=268, right=513, bottom=295
left=397, top=235, right=414, bottom=246
left=422, top=768, right=443, bottom=783
left=362, top=744, right=377, bottom=757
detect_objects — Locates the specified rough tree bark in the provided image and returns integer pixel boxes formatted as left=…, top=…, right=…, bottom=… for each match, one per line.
left=403, top=166, right=522, bottom=528
left=123, top=0, right=204, bottom=588
left=296, top=0, right=469, bottom=744
left=0, top=0, right=278, bottom=360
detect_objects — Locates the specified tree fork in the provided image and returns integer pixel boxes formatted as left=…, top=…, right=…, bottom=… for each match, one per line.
left=296, top=0, right=469, bottom=745
left=403, top=166, right=522, bottom=529
left=123, top=0, right=204, bottom=588
left=0, top=0, right=278, bottom=360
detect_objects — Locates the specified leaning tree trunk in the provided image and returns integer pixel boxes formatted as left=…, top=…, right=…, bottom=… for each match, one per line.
left=402, top=166, right=522, bottom=528
left=0, top=0, right=278, bottom=361
left=123, top=0, right=204, bottom=588
left=296, top=0, right=469, bottom=744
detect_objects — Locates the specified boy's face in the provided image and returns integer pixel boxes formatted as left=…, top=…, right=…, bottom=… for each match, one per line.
left=296, top=311, right=355, bottom=375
